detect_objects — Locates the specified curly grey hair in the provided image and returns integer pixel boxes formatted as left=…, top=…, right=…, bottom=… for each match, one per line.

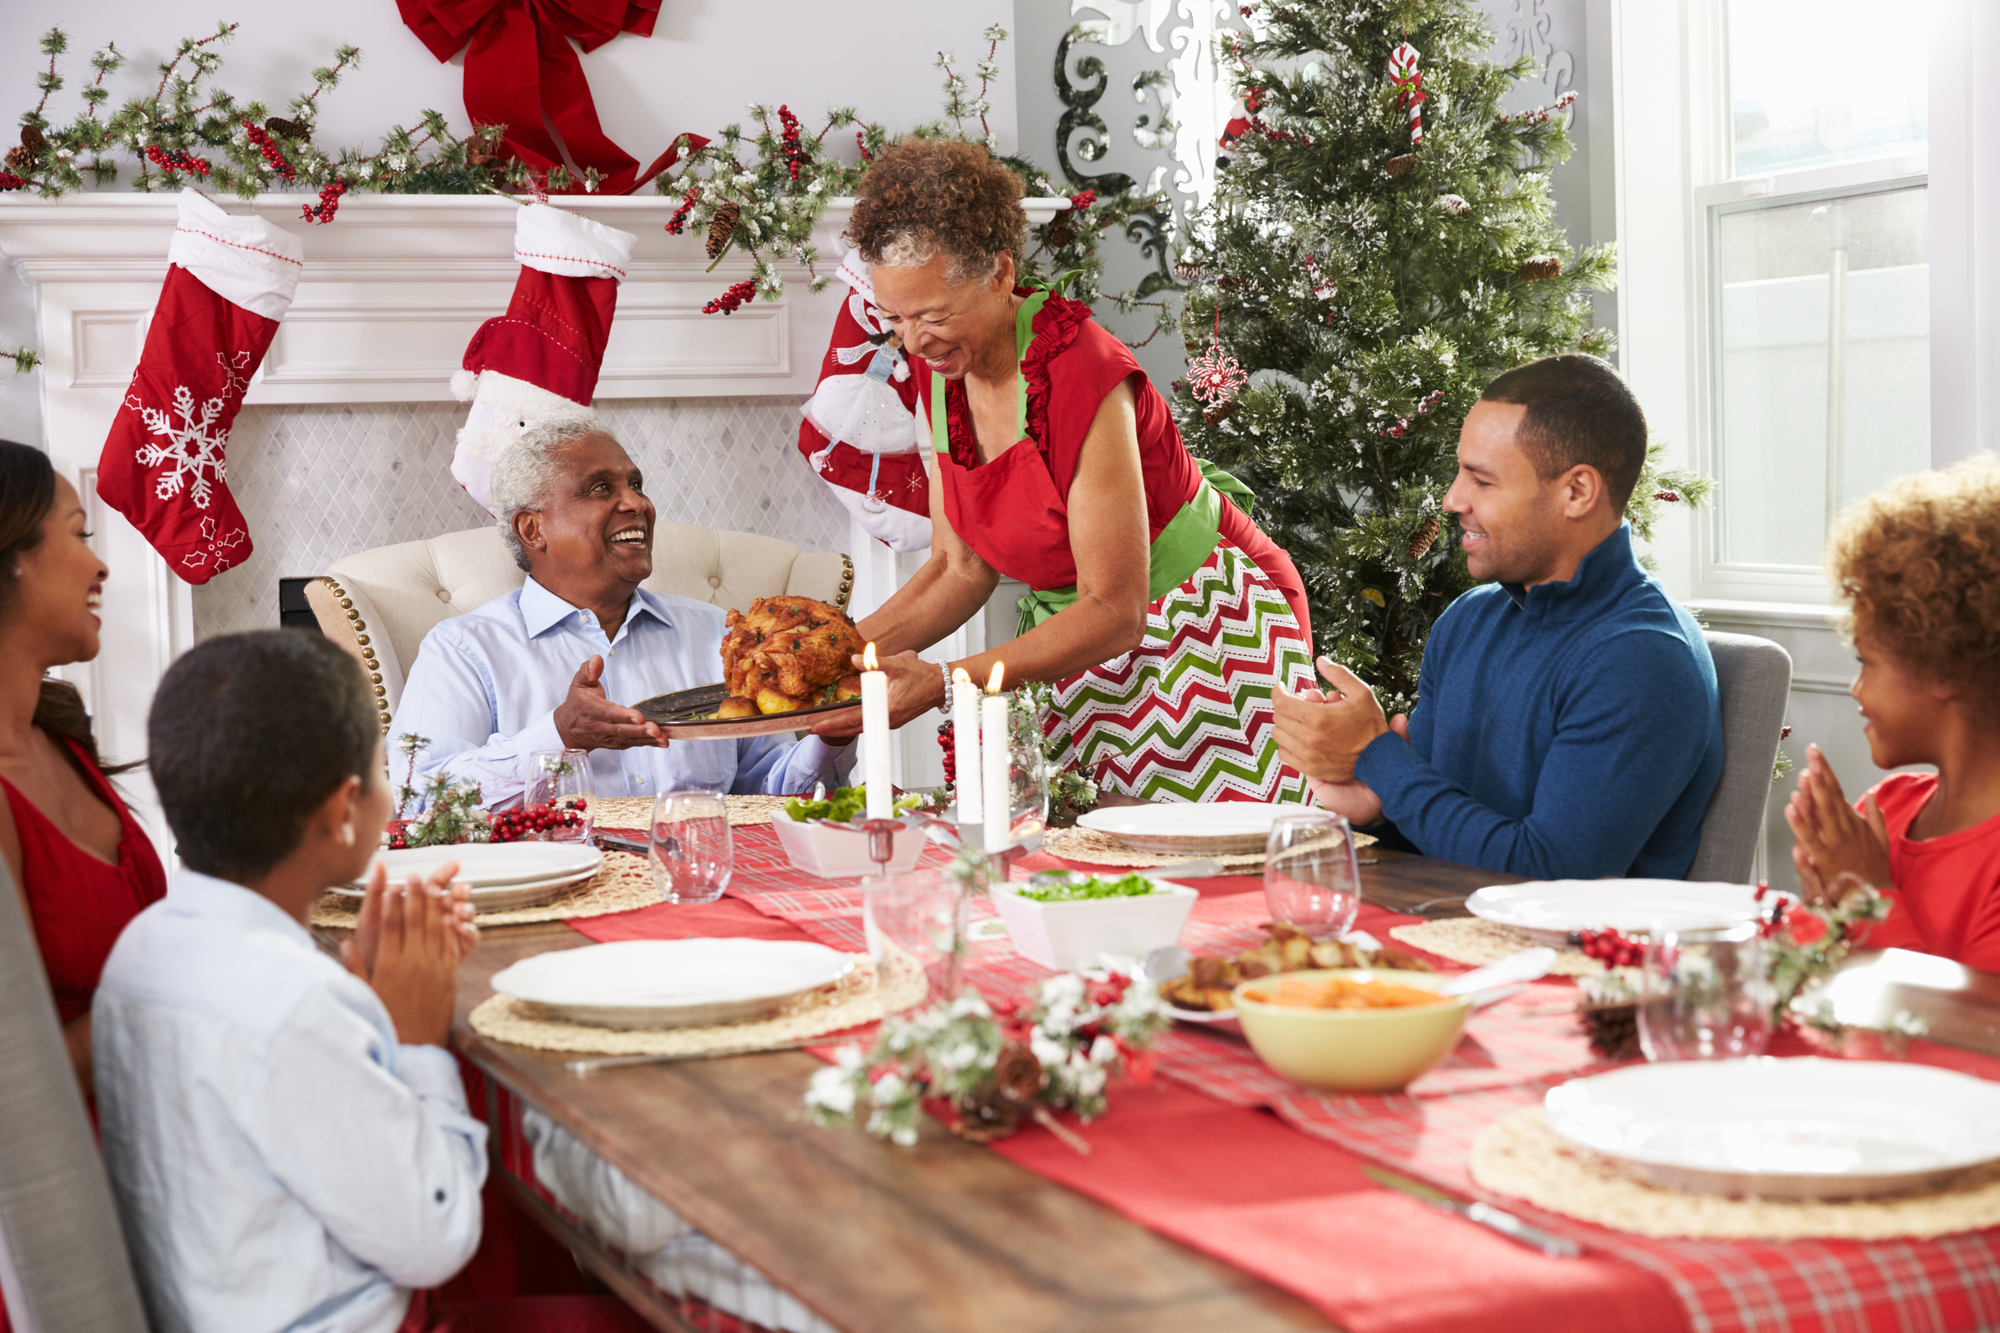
left=492, top=415, right=613, bottom=572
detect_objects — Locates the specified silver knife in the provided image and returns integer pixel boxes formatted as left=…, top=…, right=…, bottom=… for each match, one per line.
left=1362, top=1165, right=1582, bottom=1258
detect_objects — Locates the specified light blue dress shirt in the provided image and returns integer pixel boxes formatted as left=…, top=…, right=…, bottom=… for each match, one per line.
left=94, top=871, right=487, bottom=1333
left=394, top=577, right=854, bottom=808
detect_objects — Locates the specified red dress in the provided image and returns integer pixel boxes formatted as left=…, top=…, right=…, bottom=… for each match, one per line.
left=1, top=735, right=167, bottom=1025
left=1855, top=774, right=2000, bottom=974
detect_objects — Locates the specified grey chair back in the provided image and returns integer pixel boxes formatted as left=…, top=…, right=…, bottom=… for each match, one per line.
left=1687, top=631, right=1794, bottom=883
left=0, top=861, right=149, bottom=1332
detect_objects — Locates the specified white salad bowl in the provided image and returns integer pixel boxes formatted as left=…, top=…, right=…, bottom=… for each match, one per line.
left=990, top=876, right=1199, bottom=971
left=770, top=811, right=928, bottom=879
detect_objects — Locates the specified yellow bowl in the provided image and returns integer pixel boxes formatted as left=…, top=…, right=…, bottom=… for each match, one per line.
left=1232, top=969, right=1472, bottom=1093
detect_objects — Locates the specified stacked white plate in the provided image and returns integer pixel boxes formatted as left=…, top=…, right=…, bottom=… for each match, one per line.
left=1077, top=802, right=1315, bottom=857
left=335, top=842, right=603, bottom=912
left=1465, top=879, right=1771, bottom=946
left=1545, top=1059, right=2000, bottom=1199
left=491, top=938, right=855, bottom=1029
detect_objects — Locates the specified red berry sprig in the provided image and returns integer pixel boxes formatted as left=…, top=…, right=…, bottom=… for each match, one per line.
left=145, top=145, right=212, bottom=178
left=242, top=121, right=296, bottom=182
left=488, top=798, right=586, bottom=844
left=937, top=719, right=957, bottom=789
left=0, top=172, right=24, bottom=191
left=703, top=279, right=758, bottom=315
left=776, top=104, right=806, bottom=183
left=664, top=183, right=701, bottom=235
left=855, top=130, right=872, bottom=162
left=301, top=178, right=346, bottom=225
left=1068, top=189, right=1097, bottom=212
left=1578, top=927, right=1645, bottom=969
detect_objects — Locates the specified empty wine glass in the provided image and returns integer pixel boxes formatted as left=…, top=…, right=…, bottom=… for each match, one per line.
left=650, top=789, right=732, bottom=905
left=1004, top=693, right=1050, bottom=846
left=527, top=748, right=593, bottom=843
left=1263, top=809, right=1362, bottom=939
left=862, top=870, right=967, bottom=1001
left=1637, top=923, right=1775, bottom=1061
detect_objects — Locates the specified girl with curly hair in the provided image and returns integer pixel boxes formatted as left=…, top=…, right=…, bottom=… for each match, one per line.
left=1786, top=456, right=2000, bottom=970
left=816, top=139, right=1315, bottom=803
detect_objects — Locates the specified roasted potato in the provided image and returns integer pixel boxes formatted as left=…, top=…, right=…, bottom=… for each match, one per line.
left=720, top=595, right=864, bottom=714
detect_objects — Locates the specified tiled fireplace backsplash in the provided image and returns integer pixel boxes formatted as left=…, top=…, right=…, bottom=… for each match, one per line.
left=191, top=396, right=850, bottom=640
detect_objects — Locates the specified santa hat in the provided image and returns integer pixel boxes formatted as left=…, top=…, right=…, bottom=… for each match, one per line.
left=795, top=247, right=933, bottom=552
left=450, top=203, right=637, bottom=515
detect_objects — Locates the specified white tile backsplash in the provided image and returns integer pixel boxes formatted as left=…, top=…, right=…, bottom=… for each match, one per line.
left=191, top=397, right=848, bottom=639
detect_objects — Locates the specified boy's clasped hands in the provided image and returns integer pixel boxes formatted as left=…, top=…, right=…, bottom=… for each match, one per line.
left=339, top=863, right=479, bottom=1048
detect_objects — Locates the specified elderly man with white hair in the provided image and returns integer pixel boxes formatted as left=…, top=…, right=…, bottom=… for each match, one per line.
left=393, top=419, right=854, bottom=806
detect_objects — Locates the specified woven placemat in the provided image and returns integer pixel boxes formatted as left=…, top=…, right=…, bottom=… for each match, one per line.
left=590, top=793, right=790, bottom=831
left=468, top=948, right=927, bottom=1056
left=310, top=849, right=662, bottom=931
left=1470, top=1105, right=2000, bottom=1241
left=1390, top=918, right=1603, bottom=976
left=1042, top=824, right=1376, bottom=871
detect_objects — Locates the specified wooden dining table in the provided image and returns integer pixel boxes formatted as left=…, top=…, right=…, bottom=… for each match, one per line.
left=448, top=846, right=2000, bottom=1333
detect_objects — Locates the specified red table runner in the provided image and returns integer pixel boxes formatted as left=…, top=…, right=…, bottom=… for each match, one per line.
left=562, top=827, right=2000, bottom=1333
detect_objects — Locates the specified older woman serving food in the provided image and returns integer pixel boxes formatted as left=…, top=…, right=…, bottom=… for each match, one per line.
left=816, top=140, right=1314, bottom=803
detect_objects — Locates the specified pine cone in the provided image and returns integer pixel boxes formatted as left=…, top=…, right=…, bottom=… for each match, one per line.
left=1518, top=255, right=1563, bottom=281
left=19, top=125, right=45, bottom=156
left=1436, top=193, right=1470, bottom=216
left=1174, top=258, right=1208, bottom=284
left=1384, top=153, right=1416, bottom=177
left=1578, top=1001, right=1639, bottom=1060
left=1407, top=513, right=1443, bottom=561
left=264, top=117, right=309, bottom=142
left=1047, top=215, right=1075, bottom=248
left=706, top=201, right=741, bottom=261
left=992, top=1041, right=1045, bottom=1103
left=3, top=147, right=27, bottom=175
left=1204, top=400, right=1240, bottom=427
left=952, top=1086, right=1025, bottom=1144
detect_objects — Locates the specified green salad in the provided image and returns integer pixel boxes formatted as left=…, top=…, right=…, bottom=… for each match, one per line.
left=1017, top=873, right=1158, bottom=903
left=783, top=786, right=926, bottom=824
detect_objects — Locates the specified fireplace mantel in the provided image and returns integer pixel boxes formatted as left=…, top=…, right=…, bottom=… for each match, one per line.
left=0, top=191, right=1067, bottom=848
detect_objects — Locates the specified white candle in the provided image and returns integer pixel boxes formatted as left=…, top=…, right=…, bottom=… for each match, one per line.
left=951, top=667, right=983, bottom=826
left=981, top=663, right=1010, bottom=852
left=860, top=643, right=894, bottom=820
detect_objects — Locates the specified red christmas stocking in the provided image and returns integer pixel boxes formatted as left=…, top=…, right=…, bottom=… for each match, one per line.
left=97, top=189, right=303, bottom=585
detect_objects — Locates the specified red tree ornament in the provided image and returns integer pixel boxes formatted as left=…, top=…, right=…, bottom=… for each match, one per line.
left=1186, top=314, right=1248, bottom=405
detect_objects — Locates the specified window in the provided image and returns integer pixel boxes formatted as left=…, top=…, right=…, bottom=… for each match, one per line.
left=1703, top=0, right=1931, bottom=581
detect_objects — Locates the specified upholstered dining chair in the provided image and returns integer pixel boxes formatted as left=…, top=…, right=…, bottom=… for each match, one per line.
left=0, top=860, right=151, bottom=1333
left=1686, top=631, right=1794, bottom=884
left=306, top=524, right=854, bottom=731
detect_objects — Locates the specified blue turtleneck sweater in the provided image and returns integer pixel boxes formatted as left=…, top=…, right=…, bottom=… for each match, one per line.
left=1353, top=525, right=1723, bottom=879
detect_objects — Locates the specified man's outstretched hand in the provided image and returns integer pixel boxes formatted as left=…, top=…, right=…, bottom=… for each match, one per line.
left=1272, top=657, right=1398, bottom=783
left=554, top=655, right=669, bottom=752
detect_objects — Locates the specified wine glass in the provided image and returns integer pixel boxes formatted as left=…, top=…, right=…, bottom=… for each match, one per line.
left=649, top=790, right=733, bottom=905
left=1637, top=923, right=1775, bottom=1061
left=1263, top=809, right=1362, bottom=939
left=1005, top=693, right=1050, bottom=846
left=527, top=748, right=593, bottom=843
left=862, top=870, right=967, bottom=1001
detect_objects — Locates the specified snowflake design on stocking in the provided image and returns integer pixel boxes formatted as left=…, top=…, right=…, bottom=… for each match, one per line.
left=130, top=384, right=229, bottom=509
left=181, top=515, right=247, bottom=576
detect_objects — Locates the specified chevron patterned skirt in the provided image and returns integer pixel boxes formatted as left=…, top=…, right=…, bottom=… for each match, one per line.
left=1043, top=543, right=1314, bottom=804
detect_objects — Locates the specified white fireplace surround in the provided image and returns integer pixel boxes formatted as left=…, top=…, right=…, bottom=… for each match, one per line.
left=0, top=191, right=1065, bottom=847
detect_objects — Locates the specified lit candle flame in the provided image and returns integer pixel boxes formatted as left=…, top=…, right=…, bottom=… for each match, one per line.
left=986, top=663, right=1005, bottom=694
left=862, top=642, right=879, bottom=672
left=952, top=666, right=971, bottom=686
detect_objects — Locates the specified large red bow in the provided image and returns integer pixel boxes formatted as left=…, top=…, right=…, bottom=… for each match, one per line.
left=398, top=0, right=706, bottom=195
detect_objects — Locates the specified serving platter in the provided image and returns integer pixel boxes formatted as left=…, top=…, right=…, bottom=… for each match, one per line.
left=635, top=683, right=862, bottom=740
left=491, top=938, right=856, bottom=1030
left=1544, top=1058, right=2000, bottom=1200
left=1465, top=879, right=1771, bottom=946
left=1076, top=801, right=1321, bottom=857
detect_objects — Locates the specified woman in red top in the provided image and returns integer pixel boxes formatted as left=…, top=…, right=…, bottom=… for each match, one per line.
left=1786, top=457, right=2000, bottom=971
left=817, top=140, right=1314, bottom=802
left=0, top=440, right=167, bottom=1098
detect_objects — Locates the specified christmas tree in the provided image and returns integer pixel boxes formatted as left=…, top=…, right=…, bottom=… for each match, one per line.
left=1174, top=0, right=1704, bottom=708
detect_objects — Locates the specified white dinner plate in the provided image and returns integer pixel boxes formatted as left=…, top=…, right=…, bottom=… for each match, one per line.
left=491, top=938, right=855, bottom=1030
left=1465, top=879, right=1768, bottom=946
left=1077, top=801, right=1319, bottom=856
left=331, top=864, right=599, bottom=913
left=1545, top=1058, right=2000, bottom=1199
left=352, top=842, right=602, bottom=890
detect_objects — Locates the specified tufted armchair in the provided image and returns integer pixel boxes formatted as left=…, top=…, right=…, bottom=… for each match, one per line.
left=305, top=524, right=853, bottom=731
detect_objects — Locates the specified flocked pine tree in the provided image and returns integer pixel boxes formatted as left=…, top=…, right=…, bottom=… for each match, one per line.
left=1173, top=0, right=1706, bottom=708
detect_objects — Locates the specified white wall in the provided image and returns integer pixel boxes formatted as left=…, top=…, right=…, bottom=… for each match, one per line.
left=0, top=0, right=1018, bottom=445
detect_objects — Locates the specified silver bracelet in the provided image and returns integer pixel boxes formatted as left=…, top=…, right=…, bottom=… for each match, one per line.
left=939, top=660, right=953, bottom=714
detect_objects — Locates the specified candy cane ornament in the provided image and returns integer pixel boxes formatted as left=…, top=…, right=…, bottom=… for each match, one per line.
left=1389, top=41, right=1426, bottom=145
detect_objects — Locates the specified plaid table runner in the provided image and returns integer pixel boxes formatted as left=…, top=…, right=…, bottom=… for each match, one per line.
left=581, top=825, right=2000, bottom=1333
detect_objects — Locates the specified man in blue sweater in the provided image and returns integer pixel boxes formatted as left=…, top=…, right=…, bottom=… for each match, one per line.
left=1273, top=355, right=1723, bottom=879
